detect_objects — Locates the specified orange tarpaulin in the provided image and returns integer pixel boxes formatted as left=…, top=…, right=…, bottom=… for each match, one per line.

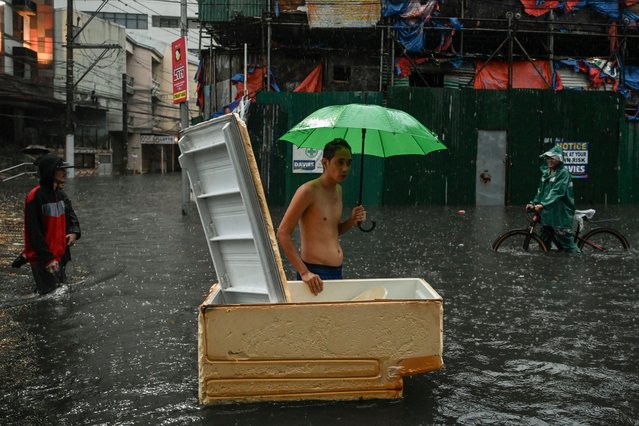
left=474, top=60, right=562, bottom=90
left=294, top=64, right=323, bottom=92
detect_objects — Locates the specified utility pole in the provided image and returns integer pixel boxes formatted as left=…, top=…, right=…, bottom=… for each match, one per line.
left=180, top=0, right=190, bottom=214
left=122, top=73, right=128, bottom=175
left=65, top=0, right=75, bottom=177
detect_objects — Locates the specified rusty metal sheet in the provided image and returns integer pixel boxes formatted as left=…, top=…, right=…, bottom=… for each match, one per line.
left=306, top=0, right=381, bottom=28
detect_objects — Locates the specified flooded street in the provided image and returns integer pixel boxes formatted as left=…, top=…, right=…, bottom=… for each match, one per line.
left=1, top=173, right=638, bottom=425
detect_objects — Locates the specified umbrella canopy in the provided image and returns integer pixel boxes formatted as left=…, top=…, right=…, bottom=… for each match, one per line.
left=280, top=104, right=447, bottom=232
left=279, top=103, right=447, bottom=157
left=22, top=145, right=50, bottom=156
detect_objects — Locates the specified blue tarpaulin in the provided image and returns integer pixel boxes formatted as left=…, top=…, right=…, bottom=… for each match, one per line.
left=383, top=0, right=410, bottom=17
left=587, top=0, right=619, bottom=20
left=623, top=9, right=639, bottom=27
left=624, top=66, right=639, bottom=91
left=393, top=20, right=426, bottom=53
left=542, top=1, right=620, bottom=19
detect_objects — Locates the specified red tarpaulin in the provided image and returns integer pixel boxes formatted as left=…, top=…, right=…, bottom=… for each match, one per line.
left=294, top=64, right=323, bottom=92
left=474, top=60, right=561, bottom=90
left=520, top=0, right=558, bottom=16
left=563, top=0, right=580, bottom=12
left=234, top=67, right=267, bottom=101
left=395, top=57, right=429, bottom=78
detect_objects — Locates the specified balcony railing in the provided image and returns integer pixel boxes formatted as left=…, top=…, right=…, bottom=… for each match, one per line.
left=151, top=78, right=160, bottom=99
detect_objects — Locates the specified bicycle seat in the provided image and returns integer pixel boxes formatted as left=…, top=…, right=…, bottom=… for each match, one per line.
left=574, top=209, right=596, bottom=229
left=575, top=209, right=596, bottom=220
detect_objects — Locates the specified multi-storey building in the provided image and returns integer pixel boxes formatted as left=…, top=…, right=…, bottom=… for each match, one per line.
left=1, top=1, right=200, bottom=176
left=0, top=0, right=61, bottom=168
left=52, top=0, right=200, bottom=51
left=125, top=32, right=199, bottom=175
left=52, top=0, right=201, bottom=175
left=53, top=8, right=126, bottom=175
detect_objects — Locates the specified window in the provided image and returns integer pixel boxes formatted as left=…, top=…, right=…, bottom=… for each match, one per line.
left=152, top=16, right=179, bottom=28
left=98, top=154, right=112, bottom=164
left=96, top=12, right=148, bottom=30
left=76, top=120, right=108, bottom=150
left=74, top=153, right=96, bottom=169
left=152, top=16, right=199, bottom=29
left=333, top=65, right=350, bottom=83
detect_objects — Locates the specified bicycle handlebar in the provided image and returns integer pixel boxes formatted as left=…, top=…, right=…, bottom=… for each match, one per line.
left=525, top=206, right=541, bottom=223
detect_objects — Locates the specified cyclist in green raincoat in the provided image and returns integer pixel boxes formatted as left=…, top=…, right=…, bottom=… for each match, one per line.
left=526, top=145, right=580, bottom=253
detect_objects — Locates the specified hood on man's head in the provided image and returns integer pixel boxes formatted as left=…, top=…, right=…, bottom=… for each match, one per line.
left=37, top=154, right=73, bottom=186
left=540, top=145, right=564, bottom=163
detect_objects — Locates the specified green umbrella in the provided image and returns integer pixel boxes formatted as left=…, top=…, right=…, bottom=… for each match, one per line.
left=280, top=103, right=447, bottom=231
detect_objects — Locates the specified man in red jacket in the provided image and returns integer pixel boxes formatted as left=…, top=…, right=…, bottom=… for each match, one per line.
left=23, top=155, right=80, bottom=294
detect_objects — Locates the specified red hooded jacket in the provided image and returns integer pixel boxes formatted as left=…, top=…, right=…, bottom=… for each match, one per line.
left=24, top=155, right=68, bottom=266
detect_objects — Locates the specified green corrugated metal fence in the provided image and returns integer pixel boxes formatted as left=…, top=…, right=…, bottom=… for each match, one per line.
left=254, top=89, right=632, bottom=206
left=620, top=119, right=639, bottom=204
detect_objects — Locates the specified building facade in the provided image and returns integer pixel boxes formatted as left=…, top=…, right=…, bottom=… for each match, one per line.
left=52, top=0, right=200, bottom=51
left=54, top=8, right=199, bottom=176
left=53, top=8, right=126, bottom=176
left=0, top=0, right=62, bottom=169
left=125, top=32, right=199, bottom=175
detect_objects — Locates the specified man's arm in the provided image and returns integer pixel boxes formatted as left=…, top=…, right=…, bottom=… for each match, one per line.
left=538, top=170, right=571, bottom=209
left=62, top=191, right=81, bottom=240
left=338, top=205, right=366, bottom=235
left=276, top=185, right=323, bottom=295
left=527, top=177, right=545, bottom=211
left=530, top=177, right=543, bottom=205
left=61, top=191, right=80, bottom=247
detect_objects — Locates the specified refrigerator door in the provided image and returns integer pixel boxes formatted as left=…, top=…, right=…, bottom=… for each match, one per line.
left=179, top=114, right=289, bottom=303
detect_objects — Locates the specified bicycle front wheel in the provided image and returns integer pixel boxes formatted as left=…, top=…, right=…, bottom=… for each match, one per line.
left=492, top=230, right=549, bottom=252
left=579, top=228, right=630, bottom=253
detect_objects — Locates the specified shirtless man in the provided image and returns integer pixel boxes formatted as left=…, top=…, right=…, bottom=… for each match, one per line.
left=277, top=138, right=366, bottom=295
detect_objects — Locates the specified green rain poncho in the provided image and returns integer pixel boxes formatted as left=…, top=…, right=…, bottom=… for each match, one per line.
left=530, top=145, right=575, bottom=230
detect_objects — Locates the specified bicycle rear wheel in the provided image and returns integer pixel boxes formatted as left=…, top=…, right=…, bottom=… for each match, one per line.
left=579, top=228, right=630, bottom=253
left=492, top=230, right=549, bottom=252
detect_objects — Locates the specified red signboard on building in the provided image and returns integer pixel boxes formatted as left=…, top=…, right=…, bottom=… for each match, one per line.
left=171, top=36, right=188, bottom=104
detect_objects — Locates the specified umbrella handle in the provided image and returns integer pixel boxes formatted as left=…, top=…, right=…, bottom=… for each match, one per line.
left=357, top=128, right=375, bottom=232
left=358, top=220, right=376, bottom=232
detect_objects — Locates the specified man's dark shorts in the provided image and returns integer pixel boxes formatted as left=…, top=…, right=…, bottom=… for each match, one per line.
left=296, top=262, right=343, bottom=280
left=31, top=263, right=62, bottom=295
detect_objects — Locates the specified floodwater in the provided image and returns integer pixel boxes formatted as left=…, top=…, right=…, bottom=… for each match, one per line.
left=1, top=173, right=637, bottom=425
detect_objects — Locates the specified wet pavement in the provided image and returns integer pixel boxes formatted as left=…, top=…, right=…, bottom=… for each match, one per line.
left=1, top=173, right=638, bottom=425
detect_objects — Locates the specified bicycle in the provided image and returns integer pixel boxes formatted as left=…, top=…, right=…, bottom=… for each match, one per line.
left=492, top=208, right=630, bottom=253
